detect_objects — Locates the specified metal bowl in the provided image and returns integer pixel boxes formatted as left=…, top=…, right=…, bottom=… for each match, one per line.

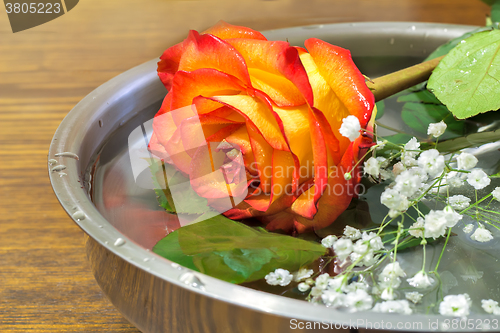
left=48, top=22, right=496, bottom=333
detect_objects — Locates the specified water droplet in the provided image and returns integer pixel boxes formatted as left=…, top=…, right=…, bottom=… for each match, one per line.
left=410, top=25, right=416, bottom=31
left=98, top=120, right=103, bottom=128
left=119, top=120, right=126, bottom=126
left=389, top=38, right=395, bottom=45
left=461, top=40, right=466, bottom=44
left=179, top=272, right=205, bottom=290
left=104, top=241, right=109, bottom=245
left=444, top=28, right=448, bottom=32
left=51, top=165, right=67, bottom=172
left=72, top=211, right=86, bottom=221
left=143, top=258, right=151, bottom=262
left=98, top=225, right=103, bottom=228
left=54, top=152, right=79, bottom=160
left=48, top=159, right=57, bottom=165
left=114, top=238, right=126, bottom=246
left=59, top=173, right=67, bottom=177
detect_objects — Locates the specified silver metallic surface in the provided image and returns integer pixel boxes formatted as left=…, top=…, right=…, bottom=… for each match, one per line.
left=49, top=23, right=496, bottom=332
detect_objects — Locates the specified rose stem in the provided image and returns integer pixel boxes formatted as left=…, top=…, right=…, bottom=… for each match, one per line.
left=366, top=55, right=445, bottom=102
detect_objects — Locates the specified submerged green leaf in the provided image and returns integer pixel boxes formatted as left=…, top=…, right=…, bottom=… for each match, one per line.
left=375, top=101, right=385, bottom=120
left=153, top=215, right=326, bottom=284
left=153, top=232, right=198, bottom=271
left=428, top=29, right=500, bottom=119
left=401, top=102, right=465, bottom=139
left=435, top=128, right=500, bottom=152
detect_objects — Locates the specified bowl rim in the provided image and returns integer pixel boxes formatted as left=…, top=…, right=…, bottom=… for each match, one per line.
left=48, top=21, right=495, bottom=331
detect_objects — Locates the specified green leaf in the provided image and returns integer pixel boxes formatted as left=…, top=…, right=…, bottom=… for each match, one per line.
left=382, top=133, right=414, bottom=145
left=153, top=215, right=326, bottom=284
left=493, top=1, right=500, bottom=23
left=152, top=232, right=199, bottom=271
left=428, top=30, right=500, bottom=119
left=149, top=159, right=213, bottom=215
left=401, top=102, right=465, bottom=139
left=397, top=89, right=441, bottom=104
left=375, top=101, right=385, bottom=120
left=435, top=128, right=500, bottom=152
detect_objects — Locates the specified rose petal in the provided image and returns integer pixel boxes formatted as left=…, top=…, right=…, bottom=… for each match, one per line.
left=304, top=38, right=374, bottom=127
left=170, top=69, right=246, bottom=113
left=202, top=21, right=267, bottom=40
left=210, top=94, right=289, bottom=151
left=226, top=39, right=313, bottom=106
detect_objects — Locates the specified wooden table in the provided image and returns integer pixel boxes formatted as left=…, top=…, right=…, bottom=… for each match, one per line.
left=0, top=0, right=491, bottom=331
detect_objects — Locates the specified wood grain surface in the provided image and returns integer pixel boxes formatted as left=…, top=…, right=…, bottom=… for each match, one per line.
left=0, top=0, right=491, bottom=332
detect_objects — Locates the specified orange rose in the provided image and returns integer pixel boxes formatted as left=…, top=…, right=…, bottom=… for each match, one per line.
left=149, top=21, right=374, bottom=233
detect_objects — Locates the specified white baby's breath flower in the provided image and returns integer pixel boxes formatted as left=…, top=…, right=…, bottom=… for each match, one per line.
left=344, top=289, right=373, bottom=312
left=423, top=210, right=448, bottom=239
left=439, top=293, right=471, bottom=317
left=406, top=291, right=423, bottom=304
left=456, top=152, right=478, bottom=170
left=327, top=276, right=345, bottom=292
left=407, top=271, right=434, bottom=289
left=352, top=239, right=368, bottom=255
left=341, top=281, right=368, bottom=293
left=362, top=232, right=384, bottom=251
left=310, top=286, right=323, bottom=297
left=364, top=157, right=380, bottom=177
left=294, top=267, right=314, bottom=282
left=380, top=287, right=395, bottom=300
left=427, top=121, right=447, bottom=138
left=381, top=188, right=408, bottom=211
left=321, top=235, right=338, bottom=248
left=442, top=206, right=462, bottom=227
left=376, top=140, right=386, bottom=150
left=380, top=262, right=406, bottom=281
left=493, top=187, right=500, bottom=201
left=448, top=195, right=471, bottom=210
left=471, top=224, right=493, bottom=242
left=315, top=273, right=331, bottom=290
left=373, top=300, right=413, bottom=314
left=481, top=299, right=499, bottom=314
left=445, top=171, right=465, bottom=188
left=409, top=217, right=425, bottom=238
left=339, top=115, right=361, bottom=142
left=265, top=268, right=293, bottom=286
left=409, top=166, right=429, bottom=183
left=298, top=282, right=310, bottom=292
left=392, top=162, right=406, bottom=177
left=467, top=168, right=491, bottom=190
left=463, top=224, right=474, bottom=234
left=418, top=149, right=445, bottom=178
left=321, top=289, right=344, bottom=307
left=402, top=137, right=420, bottom=166
left=343, top=226, right=361, bottom=240
left=395, top=170, right=422, bottom=197
left=333, top=238, right=353, bottom=261
left=388, top=209, right=402, bottom=218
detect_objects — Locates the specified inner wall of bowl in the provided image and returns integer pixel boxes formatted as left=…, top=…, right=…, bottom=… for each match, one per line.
left=87, top=23, right=472, bottom=249
left=59, top=23, right=500, bottom=331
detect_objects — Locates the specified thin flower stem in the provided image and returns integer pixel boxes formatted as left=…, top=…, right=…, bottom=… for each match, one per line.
left=432, top=227, right=452, bottom=273
left=460, top=193, right=492, bottom=214
left=422, top=243, right=426, bottom=272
